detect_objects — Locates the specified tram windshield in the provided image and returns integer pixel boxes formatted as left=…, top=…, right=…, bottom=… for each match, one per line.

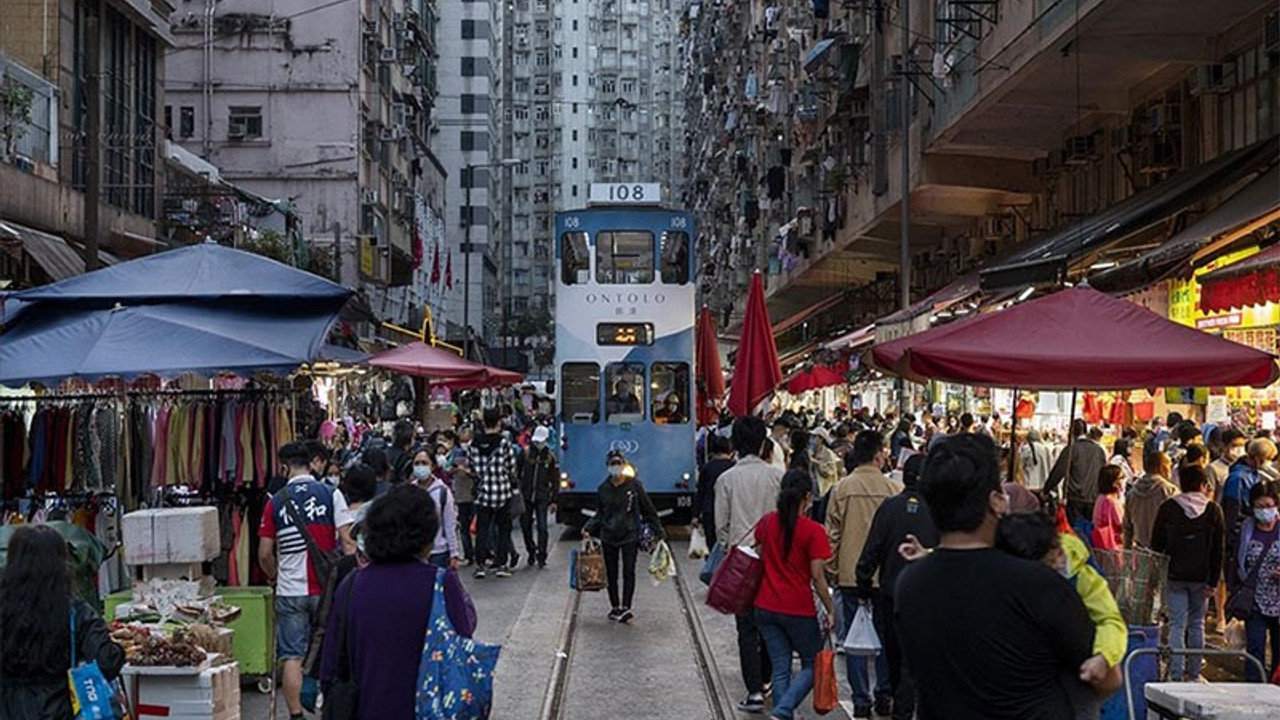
left=561, top=362, right=600, bottom=424
left=605, top=362, right=646, bottom=422
left=596, top=231, right=654, bottom=284
left=562, top=231, right=590, bottom=285
left=651, top=362, right=690, bottom=424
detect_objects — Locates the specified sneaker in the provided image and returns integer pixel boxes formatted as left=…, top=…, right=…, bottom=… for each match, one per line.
left=459, top=559, right=473, bottom=568
left=508, top=555, right=520, bottom=571
left=736, top=694, right=765, bottom=714
left=608, top=608, right=623, bottom=622
left=762, top=681, right=772, bottom=697
left=527, top=554, right=537, bottom=567
left=538, top=560, right=547, bottom=569
left=494, top=568, right=512, bottom=578
left=874, top=697, right=893, bottom=717
left=473, top=567, right=486, bottom=579
left=852, top=704, right=872, bottom=719
left=617, top=607, right=634, bottom=623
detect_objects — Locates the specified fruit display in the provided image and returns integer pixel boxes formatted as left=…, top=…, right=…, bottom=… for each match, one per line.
left=111, top=623, right=208, bottom=667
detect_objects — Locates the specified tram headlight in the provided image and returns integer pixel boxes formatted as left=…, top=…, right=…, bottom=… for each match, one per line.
left=682, top=473, right=691, bottom=481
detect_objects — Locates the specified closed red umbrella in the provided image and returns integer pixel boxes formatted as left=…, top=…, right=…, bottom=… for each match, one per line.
left=696, top=305, right=726, bottom=425
left=367, top=341, right=488, bottom=380
left=869, top=286, right=1279, bottom=389
left=728, top=272, right=783, bottom=416
left=786, top=364, right=846, bottom=395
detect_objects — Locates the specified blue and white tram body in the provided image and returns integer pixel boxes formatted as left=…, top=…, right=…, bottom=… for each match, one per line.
left=553, top=196, right=697, bottom=526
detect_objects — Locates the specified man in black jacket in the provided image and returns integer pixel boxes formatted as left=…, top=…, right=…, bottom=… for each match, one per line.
left=1150, top=464, right=1225, bottom=681
left=519, top=425, right=560, bottom=568
left=855, top=454, right=938, bottom=720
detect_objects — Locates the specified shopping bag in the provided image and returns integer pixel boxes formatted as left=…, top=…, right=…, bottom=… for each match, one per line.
left=1223, top=619, right=1246, bottom=651
left=574, top=538, right=607, bottom=592
left=689, top=526, right=709, bottom=559
left=699, top=542, right=724, bottom=586
left=647, top=540, right=676, bottom=582
left=812, top=637, right=839, bottom=715
left=415, top=571, right=501, bottom=720
left=705, top=545, right=763, bottom=616
left=68, top=610, right=128, bottom=720
left=841, top=602, right=882, bottom=656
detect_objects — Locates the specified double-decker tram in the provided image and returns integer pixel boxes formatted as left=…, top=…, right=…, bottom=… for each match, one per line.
left=553, top=183, right=697, bottom=526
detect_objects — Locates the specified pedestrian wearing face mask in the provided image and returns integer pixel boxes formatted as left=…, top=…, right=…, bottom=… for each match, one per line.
left=409, top=449, right=461, bottom=570
left=1227, top=480, right=1280, bottom=682
left=582, top=450, right=664, bottom=623
left=519, top=426, right=560, bottom=568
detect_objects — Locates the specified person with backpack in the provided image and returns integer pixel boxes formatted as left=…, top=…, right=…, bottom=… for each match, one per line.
left=258, top=441, right=354, bottom=720
left=1149, top=464, right=1225, bottom=682
left=410, top=448, right=462, bottom=570
left=469, top=408, right=519, bottom=579
left=519, top=425, right=560, bottom=568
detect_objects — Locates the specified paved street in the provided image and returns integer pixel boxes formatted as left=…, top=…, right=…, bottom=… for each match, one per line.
left=242, top=526, right=858, bottom=720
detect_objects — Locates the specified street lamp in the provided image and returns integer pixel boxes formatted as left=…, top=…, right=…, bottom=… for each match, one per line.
left=462, top=157, right=525, bottom=357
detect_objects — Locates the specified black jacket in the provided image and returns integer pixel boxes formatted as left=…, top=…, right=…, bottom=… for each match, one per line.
left=519, top=446, right=560, bottom=503
left=694, top=457, right=735, bottom=521
left=857, top=488, right=939, bottom=597
left=583, top=477, right=665, bottom=546
left=0, top=599, right=125, bottom=720
left=1150, top=495, right=1225, bottom=585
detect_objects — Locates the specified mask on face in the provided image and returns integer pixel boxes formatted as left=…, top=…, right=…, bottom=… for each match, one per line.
left=608, top=464, right=624, bottom=477
left=412, top=465, right=432, bottom=480
left=436, top=454, right=450, bottom=468
left=325, top=475, right=340, bottom=485
left=533, top=440, right=546, bottom=449
left=1255, top=507, right=1279, bottom=524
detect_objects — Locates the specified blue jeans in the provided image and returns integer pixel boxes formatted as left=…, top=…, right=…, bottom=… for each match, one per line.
left=841, top=588, right=890, bottom=706
left=1164, top=581, right=1208, bottom=680
left=1245, top=610, right=1280, bottom=683
left=275, top=595, right=319, bottom=661
left=754, top=608, right=822, bottom=720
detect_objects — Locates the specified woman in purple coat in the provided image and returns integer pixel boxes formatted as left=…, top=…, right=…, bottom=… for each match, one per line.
left=321, top=484, right=477, bottom=719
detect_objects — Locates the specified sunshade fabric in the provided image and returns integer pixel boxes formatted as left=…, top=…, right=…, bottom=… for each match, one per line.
left=785, top=364, right=846, bottom=394
left=1198, top=244, right=1280, bottom=313
left=696, top=305, right=726, bottom=426
left=727, top=272, right=783, bottom=416
left=367, top=341, right=489, bottom=380
left=868, top=286, right=1279, bottom=389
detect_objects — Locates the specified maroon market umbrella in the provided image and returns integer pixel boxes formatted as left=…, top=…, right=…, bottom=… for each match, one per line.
left=785, top=364, right=846, bottom=395
left=727, top=272, right=783, bottom=416
left=868, top=286, right=1279, bottom=389
left=367, top=341, right=488, bottom=381
left=696, top=305, right=726, bottom=425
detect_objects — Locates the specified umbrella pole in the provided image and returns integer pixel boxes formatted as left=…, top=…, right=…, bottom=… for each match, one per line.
left=1008, top=388, right=1018, bottom=485
left=1061, top=388, right=1079, bottom=506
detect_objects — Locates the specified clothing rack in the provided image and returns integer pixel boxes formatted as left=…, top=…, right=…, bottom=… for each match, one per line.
left=0, top=387, right=296, bottom=403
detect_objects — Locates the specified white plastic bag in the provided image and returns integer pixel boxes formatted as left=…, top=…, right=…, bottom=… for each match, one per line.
left=688, top=526, right=709, bottom=559
left=842, top=602, right=882, bottom=656
left=1223, top=619, right=1246, bottom=651
left=648, top=540, right=677, bottom=582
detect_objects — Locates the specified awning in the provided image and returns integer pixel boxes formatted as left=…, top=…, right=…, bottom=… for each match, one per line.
left=803, top=38, right=837, bottom=72
left=1090, top=164, right=1280, bottom=294
left=821, top=324, right=876, bottom=351
left=164, top=140, right=222, bottom=184
left=981, top=136, right=1279, bottom=291
left=1198, top=244, right=1280, bottom=313
left=0, top=219, right=117, bottom=282
left=874, top=274, right=980, bottom=342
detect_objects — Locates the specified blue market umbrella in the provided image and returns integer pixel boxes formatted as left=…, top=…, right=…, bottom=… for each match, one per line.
left=0, top=302, right=337, bottom=385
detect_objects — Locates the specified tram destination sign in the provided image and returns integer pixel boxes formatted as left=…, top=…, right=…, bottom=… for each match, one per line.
left=588, top=183, right=662, bottom=205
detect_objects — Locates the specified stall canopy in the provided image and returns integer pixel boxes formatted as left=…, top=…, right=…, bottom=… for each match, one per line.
left=367, top=341, right=489, bottom=381
left=868, top=286, right=1279, bottom=389
left=432, top=366, right=525, bottom=390
left=980, top=136, right=1279, bottom=291
left=1198, top=244, right=1280, bottom=313
left=785, top=364, right=846, bottom=395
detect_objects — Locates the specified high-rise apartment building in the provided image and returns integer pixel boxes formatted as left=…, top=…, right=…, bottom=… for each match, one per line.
left=164, top=0, right=447, bottom=332
left=493, top=0, right=685, bottom=374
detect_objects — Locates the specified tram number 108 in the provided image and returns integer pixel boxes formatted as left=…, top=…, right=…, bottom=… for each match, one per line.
left=588, top=183, right=661, bottom=205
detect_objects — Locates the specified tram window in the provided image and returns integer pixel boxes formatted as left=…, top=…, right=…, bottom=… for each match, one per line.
left=561, top=232, right=590, bottom=285
left=596, top=231, right=654, bottom=284
left=651, top=362, right=690, bottom=424
left=604, top=362, right=646, bottom=422
left=561, top=363, right=600, bottom=424
left=660, top=231, right=690, bottom=285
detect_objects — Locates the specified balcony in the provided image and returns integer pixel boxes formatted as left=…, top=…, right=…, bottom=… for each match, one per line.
left=0, top=54, right=59, bottom=171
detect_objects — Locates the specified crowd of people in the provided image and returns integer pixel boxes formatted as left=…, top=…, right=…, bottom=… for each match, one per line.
left=695, top=406, right=1280, bottom=719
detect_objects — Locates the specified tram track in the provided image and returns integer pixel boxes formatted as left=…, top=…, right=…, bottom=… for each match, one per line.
left=537, top=543, right=733, bottom=720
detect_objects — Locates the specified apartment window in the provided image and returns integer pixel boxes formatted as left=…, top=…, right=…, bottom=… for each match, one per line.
left=461, top=94, right=489, bottom=114
left=534, top=105, right=550, bottom=121
left=514, top=107, right=530, bottom=120
left=460, top=131, right=489, bottom=151
left=535, top=51, right=549, bottom=66
left=228, top=106, right=262, bottom=139
left=460, top=167, right=490, bottom=188
left=572, top=47, right=579, bottom=59
left=601, top=78, right=616, bottom=93
left=572, top=19, right=578, bottom=31
left=621, top=79, right=636, bottom=94
left=462, top=57, right=490, bottom=76
left=572, top=74, right=579, bottom=87
left=179, top=107, right=195, bottom=138
left=461, top=20, right=489, bottom=39
left=571, top=184, right=578, bottom=196
left=460, top=205, right=490, bottom=226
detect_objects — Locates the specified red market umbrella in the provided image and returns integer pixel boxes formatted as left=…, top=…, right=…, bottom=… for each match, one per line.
left=727, top=272, right=783, bottom=416
left=367, top=341, right=488, bottom=380
left=696, top=305, right=726, bottom=425
left=434, top=365, right=525, bottom=390
left=785, top=364, right=846, bottom=395
left=869, top=286, right=1279, bottom=389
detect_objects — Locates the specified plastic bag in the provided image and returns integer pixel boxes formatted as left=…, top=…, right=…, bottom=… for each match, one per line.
left=648, top=540, right=676, bottom=582
left=1223, top=619, right=1246, bottom=651
left=699, top=542, right=724, bottom=586
left=689, top=526, right=709, bottom=559
left=841, top=602, right=881, bottom=656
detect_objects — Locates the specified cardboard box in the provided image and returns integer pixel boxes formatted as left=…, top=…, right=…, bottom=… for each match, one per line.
left=125, top=662, right=240, bottom=720
left=123, top=508, right=220, bottom=565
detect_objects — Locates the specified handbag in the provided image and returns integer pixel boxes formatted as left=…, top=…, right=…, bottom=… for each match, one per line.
left=699, top=541, right=724, bottom=586
left=68, top=608, right=129, bottom=720
left=574, top=538, right=607, bottom=592
left=628, top=486, right=659, bottom=553
left=1226, top=532, right=1277, bottom=621
left=842, top=602, right=882, bottom=656
left=705, top=519, right=765, bottom=616
left=415, top=570, right=501, bottom=720
left=322, top=577, right=359, bottom=720
left=812, top=634, right=839, bottom=716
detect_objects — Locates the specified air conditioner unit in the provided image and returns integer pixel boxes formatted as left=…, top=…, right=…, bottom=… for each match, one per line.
left=227, top=124, right=246, bottom=140
left=380, top=127, right=402, bottom=142
left=380, top=47, right=398, bottom=63
left=362, top=190, right=380, bottom=205
left=392, top=102, right=407, bottom=127
left=1189, top=63, right=1235, bottom=95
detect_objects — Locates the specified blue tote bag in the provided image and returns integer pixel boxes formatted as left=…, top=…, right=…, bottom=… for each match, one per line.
left=415, top=571, right=501, bottom=719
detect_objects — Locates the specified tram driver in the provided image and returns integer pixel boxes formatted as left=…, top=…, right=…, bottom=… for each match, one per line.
left=607, top=379, right=642, bottom=416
